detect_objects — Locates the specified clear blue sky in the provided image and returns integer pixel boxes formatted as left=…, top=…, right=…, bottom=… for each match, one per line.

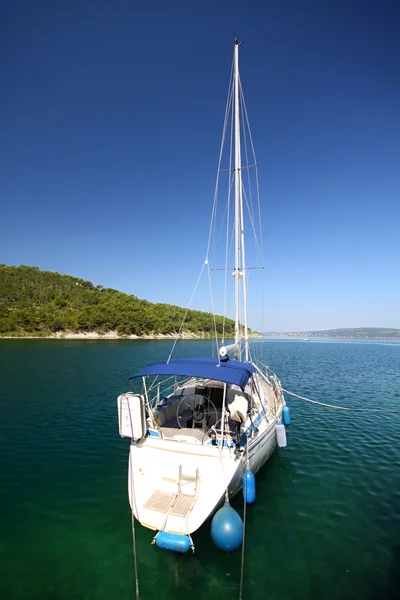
left=1, top=0, right=399, bottom=331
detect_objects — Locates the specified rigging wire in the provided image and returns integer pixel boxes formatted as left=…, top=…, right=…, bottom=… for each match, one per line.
left=241, top=184, right=263, bottom=259
left=169, top=60, right=235, bottom=360
left=207, top=61, right=234, bottom=260
left=239, top=73, right=265, bottom=349
left=167, top=261, right=207, bottom=363
left=207, top=261, right=222, bottom=363
left=223, top=100, right=235, bottom=343
left=239, top=78, right=256, bottom=232
left=244, top=269, right=252, bottom=362
left=261, top=266, right=265, bottom=344
left=240, top=85, right=264, bottom=264
left=168, top=44, right=266, bottom=361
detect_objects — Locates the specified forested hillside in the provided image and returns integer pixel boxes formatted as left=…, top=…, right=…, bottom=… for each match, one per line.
left=0, top=265, right=236, bottom=337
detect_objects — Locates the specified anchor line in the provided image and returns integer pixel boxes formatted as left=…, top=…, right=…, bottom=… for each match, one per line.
left=255, top=360, right=400, bottom=414
left=131, top=510, right=140, bottom=600
left=281, top=388, right=400, bottom=413
left=238, top=444, right=249, bottom=600
left=129, top=453, right=140, bottom=600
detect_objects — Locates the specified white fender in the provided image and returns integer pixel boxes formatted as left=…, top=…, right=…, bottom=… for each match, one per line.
left=117, top=393, right=146, bottom=440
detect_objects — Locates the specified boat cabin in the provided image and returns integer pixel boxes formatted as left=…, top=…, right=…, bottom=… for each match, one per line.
left=127, top=357, right=264, bottom=446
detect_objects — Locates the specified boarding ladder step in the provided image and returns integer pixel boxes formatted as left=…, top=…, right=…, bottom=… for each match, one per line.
left=143, top=466, right=200, bottom=517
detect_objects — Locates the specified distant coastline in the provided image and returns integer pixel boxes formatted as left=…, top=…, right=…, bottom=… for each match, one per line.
left=263, top=327, right=400, bottom=340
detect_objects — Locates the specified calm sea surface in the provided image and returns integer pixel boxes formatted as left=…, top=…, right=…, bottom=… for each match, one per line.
left=0, top=338, right=399, bottom=600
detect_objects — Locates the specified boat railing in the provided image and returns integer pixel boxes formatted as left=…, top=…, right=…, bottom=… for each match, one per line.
left=146, top=375, right=177, bottom=403
left=205, top=414, right=237, bottom=447
left=146, top=375, right=200, bottom=408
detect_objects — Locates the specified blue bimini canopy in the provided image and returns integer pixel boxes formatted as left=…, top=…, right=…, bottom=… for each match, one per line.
left=130, top=357, right=256, bottom=390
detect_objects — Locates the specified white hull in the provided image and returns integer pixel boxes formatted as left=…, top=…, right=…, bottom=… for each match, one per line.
left=127, top=373, right=282, bottom=537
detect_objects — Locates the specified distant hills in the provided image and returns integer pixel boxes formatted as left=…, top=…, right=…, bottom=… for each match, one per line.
left=0, top=265, right=237, bottom=338
left=267, top=328, right=400, bottom=339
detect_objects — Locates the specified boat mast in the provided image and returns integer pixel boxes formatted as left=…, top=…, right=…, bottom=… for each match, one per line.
left=233, top=39, right=249, bottom=361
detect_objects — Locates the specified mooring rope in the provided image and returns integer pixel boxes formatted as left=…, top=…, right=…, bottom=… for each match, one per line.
left=253, top=359, right=400, bottom=414
left=129, top=452, right=140, bottom=600
left=131, top=510, right=140, bottom=600
left=238, top=444, right=249, bottom=600
left=282, top=388, right=400, bottom=413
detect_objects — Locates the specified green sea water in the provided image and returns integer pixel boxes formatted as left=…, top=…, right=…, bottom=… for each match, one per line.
left=0, top=338, right=399, bottom=600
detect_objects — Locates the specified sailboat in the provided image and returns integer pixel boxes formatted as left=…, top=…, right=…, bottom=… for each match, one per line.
left=117, top=39, right=290, bottom=554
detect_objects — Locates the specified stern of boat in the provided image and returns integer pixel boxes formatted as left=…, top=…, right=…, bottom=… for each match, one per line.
left=128, top=435, right=242, bottom=537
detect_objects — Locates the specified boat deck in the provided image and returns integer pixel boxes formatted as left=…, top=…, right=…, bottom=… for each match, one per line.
left=160, top=427, right=210, bottom=443
left=144, top=490, right=176, bottom=513
left=143, top=490, right=195, bottom=518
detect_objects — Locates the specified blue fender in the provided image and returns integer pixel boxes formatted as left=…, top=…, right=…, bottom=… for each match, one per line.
left=282, top=405, right=291, bottom=426
left=242, top=469, right=256, bottom=504
left=211, top=501, right=243, bottom=553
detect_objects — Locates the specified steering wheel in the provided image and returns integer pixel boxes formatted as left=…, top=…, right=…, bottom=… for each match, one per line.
left=176, top=395, right=218, bottom=429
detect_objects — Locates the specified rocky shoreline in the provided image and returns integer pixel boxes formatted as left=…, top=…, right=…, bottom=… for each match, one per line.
left=1, top=330, right=262, bottom=340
